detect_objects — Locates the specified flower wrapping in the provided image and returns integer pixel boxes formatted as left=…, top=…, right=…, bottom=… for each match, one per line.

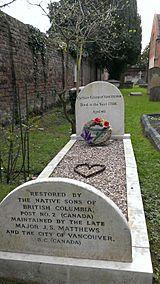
left=81, top=117, right=112, bottom=145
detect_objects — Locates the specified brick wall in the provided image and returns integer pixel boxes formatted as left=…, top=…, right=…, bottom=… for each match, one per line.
left=149, top=15, right=160, bottom=69
left=148, top=14, right=160, bottom=101
left=0, top=11, right=98, bottom=119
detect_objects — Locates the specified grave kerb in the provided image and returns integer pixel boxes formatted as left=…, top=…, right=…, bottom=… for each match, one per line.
left=0, top=136, right=153, bottom=283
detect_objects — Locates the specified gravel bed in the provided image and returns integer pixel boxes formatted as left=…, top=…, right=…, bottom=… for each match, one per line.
left=50, top=140, right=127, bottom=219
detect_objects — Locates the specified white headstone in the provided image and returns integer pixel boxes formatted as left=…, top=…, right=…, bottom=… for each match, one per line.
left=0, top=178, right=132, bottom=262
left=76, top=81, right=124, bottom=136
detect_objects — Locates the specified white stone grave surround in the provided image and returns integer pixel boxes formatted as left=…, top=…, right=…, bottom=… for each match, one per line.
left=0, top=137, right=153, bottom=284
left=0, top=82, right=152, bottom=283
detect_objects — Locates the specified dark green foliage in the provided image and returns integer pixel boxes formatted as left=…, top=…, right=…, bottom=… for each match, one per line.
left=88, top=0, right=142, bottom=79
left=28, top=25, right=48, bottom=109
left=28, top=25, right=47, bottom=60
left=134, top=44, right=150, bottom=68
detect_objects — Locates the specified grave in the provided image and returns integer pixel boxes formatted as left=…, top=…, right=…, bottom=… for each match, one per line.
left=141, top=113, right=160, bottom=150
left=130, top=92, right=142, bottom=96
left=0, top=81, right=153, bottom=284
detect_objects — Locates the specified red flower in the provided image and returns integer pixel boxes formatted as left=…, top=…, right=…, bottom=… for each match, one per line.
left=103, top=120, right=109, bottom=128
left=93, top=118, right=102, bottom=125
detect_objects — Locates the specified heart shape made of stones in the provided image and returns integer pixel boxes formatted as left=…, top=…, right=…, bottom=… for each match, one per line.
left=74, top=163, right=106, bottom=178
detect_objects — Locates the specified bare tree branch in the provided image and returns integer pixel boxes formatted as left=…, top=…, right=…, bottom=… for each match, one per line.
left=0, top=0, right=16, bottom=8
left=27, top=0, right=48, bottom=16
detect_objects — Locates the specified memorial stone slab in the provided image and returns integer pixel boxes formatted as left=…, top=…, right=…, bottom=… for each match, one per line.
left=76, top=81, right=124, bottom=136
left=0, top=178, right=132, bottom=262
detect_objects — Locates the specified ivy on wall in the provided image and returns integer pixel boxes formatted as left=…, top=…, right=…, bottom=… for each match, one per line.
left=0, top=12, right=19, bottom=123
left=28, top=25, right=48, bottom=108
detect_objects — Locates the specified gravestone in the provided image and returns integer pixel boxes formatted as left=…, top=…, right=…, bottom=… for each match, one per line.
left=130, top=92, right=142, bottom=96
left=0, top=178, right=131, bottom=262
left=76, top=81, right=124, bottom=136
left=148, top=67, right=160, bottom=101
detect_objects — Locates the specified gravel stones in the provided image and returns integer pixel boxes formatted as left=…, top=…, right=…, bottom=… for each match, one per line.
left=50, top=140, right=127, bottom=218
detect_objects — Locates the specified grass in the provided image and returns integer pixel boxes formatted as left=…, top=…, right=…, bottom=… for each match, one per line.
left=0, top=88, right=160, bottom=283
left=0, top=108, right=71, bottom=201
left=121, top=86, right=160, bottom=283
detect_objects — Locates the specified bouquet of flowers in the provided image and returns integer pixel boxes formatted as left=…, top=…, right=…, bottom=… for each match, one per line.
left=81, top=117, right=112, bottom=145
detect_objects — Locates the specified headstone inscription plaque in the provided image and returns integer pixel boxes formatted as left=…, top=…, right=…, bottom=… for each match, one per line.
left=0, top=178, right=132, bottom=262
